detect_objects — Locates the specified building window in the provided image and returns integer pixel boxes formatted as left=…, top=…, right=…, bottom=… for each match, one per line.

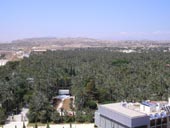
left=162, top=117, right=167, bottom=124
left=156, top=118, right=161, bottom=125
left=162, top=124, right=167, bottom=128
left=150, top=119, right=155, bottom=127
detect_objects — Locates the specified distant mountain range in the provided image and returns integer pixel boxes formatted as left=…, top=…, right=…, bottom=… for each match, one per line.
left=0, top=37, right=170, bottom=51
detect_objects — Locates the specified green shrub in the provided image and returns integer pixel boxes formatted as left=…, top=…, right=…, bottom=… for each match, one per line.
left=112, top=59, right=129, bottom=66
left=75, top=111, right=86, bottom=123
left=27, top=111, right=37, bottom=123
left=50, top=111, right=62, bottom=123
left=63, top=116, right=75, bottom=123
left=86, top=100, right=97, bottom=109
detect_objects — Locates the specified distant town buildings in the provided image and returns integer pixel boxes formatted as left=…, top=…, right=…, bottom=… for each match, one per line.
left=31, top=47, right=47, bottom=54
left=95, top=99, right=170, bottom=128
left=0, top=49, right=31, bottom=66
left=16, top=50, right=30, bottom=59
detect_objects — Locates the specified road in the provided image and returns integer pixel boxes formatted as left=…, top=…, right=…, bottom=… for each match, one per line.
left=3, top=108, right=29, bottom=128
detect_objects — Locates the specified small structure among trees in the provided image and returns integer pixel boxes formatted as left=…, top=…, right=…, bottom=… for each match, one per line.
left=52, top=89, right=75, bottom=116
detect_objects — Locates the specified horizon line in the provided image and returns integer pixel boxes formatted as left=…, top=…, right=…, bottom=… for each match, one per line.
left=1, top=36, right=170, bottom=44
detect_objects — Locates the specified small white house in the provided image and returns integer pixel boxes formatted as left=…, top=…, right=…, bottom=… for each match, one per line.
left=0, top=59, right=8, bottom=66
left=59, top=89, right=70, bottom=95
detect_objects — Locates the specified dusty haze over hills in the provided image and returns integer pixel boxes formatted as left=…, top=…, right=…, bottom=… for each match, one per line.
left=0, top=37, right=170, bottom=51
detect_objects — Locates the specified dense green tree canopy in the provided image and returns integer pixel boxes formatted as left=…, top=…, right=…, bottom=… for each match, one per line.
left=0, top=48, right=170, bottom=123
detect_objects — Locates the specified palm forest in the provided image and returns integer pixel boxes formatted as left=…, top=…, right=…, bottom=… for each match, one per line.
left=0, top=48, right=170, bottom=124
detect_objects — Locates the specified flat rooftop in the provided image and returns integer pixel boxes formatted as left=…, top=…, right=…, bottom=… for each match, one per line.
left=100, top=102, right=147, bottom=118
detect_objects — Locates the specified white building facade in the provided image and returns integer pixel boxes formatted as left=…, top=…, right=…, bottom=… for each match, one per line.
left=95, top=101, right=170, bottom=128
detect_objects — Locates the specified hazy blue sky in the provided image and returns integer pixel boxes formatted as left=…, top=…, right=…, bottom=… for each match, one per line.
left=0, top=0, right=170, bottom=42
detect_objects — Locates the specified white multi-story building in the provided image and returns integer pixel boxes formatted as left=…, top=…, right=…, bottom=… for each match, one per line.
left=95, top=99, right=170, bottom=128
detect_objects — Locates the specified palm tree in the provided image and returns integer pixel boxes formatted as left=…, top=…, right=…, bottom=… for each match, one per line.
left=35, top=123, right=38, bottom=128
left=46, top=122, right=50, bottom=128
left=23, top=122, right=26, bottom=128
